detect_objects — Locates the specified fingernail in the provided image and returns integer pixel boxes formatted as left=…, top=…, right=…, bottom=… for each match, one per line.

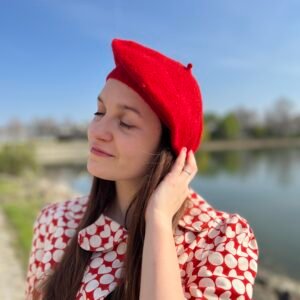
left=183, top=147, right=187, bottom=152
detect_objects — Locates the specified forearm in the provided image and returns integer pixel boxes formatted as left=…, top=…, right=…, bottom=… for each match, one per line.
left=139, top=214, right=185, bottom=300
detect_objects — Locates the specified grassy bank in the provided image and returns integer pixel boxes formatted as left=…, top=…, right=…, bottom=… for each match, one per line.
left=0, top=176, right=43, bottom=271
left=0, top=174, right=79, bottom=272
left=1, top=199, right=42, bottom=271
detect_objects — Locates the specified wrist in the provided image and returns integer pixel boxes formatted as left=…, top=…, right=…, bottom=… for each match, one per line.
left=145, top=210, right=173, bottom=231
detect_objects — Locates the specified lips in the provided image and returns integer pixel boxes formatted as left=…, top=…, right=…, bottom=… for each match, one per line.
left=91, top=146, right=114, bottom=156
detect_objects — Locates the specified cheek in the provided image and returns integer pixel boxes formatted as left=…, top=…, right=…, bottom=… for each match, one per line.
left=87, top=122, right=95, bottom=138
left=118, top=143, right=146, bottom=165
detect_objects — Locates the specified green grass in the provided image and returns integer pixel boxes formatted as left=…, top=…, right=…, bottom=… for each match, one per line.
left=0, top=179, right=19, bottom=195
left=0, top=142, right=40, bottom=176
left=0, top=173, right=75, bottom=273
left=1, top=200, right=42, bottom=270
left=0, top=175, right=46, bottom=272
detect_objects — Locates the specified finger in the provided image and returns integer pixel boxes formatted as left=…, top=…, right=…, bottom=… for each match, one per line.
left=172, top=147, right=187, bottom=174
left=188, top=150, right=198, bottom=170
left=181, top=150, right=197, bottom=181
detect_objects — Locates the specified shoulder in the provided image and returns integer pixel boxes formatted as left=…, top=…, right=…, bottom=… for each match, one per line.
left=38, top=194, right=89, bottom=216
left=25, top=195, right=90, bottom=297
left=179, top=188, right=258, bottom=247
left=33, top=195, right=90, bottom=241
left=178, top=188, right=232, bottom=233
left=178, top=188, right=259, bottom=299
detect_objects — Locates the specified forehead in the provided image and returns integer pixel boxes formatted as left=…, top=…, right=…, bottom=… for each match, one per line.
left=99, top=79, right=152, bottom=113
left=97, top=94, right=142, bottom=118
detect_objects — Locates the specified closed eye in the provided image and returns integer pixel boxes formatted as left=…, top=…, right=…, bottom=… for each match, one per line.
left=93, top=112, right=134, bottom=129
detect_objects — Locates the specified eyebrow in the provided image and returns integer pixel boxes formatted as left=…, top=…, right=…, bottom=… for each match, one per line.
left=97, top=95, right=142, bottom=118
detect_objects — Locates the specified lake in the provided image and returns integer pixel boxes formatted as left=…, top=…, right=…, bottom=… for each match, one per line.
left=42, top=147, right=300, bottom=282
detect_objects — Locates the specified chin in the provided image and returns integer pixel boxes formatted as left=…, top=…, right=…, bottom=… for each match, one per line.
left=86, top=162, right=115, bottom=181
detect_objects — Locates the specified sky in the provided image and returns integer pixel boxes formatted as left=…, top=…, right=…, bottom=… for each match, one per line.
left=1, top=0, right=300, bottom=127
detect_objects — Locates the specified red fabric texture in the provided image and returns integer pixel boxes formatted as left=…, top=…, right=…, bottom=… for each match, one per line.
left=106, top=38, right=204, bottom=156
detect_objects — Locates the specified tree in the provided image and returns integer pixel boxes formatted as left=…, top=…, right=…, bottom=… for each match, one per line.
left=264, top=97, right=295, bottom=137
left=215, top=113, right=241, bottom=139
left=232, top=106, right=259, bottom=138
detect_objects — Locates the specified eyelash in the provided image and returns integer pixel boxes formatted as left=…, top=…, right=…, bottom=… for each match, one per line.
left=93, top=112, right=134, bottom=129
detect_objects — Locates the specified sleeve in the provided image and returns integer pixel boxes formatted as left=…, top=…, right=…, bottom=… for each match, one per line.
left=24, top=202, right=54, bottom=299
left=183, top=213, right=259, bottom=300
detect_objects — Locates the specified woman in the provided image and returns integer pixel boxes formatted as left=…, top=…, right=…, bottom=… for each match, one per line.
left=25, top=38, right=259, bottom=300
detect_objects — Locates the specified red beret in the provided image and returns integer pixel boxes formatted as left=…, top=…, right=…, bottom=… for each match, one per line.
left=106, top=38, right=204, bottom=156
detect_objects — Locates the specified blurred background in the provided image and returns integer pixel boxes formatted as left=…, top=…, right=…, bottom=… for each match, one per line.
left=0, top=0, right=299, bottom=299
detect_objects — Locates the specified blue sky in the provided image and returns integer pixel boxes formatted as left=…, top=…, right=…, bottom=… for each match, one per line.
left=1, top=0, right=300, bottom=126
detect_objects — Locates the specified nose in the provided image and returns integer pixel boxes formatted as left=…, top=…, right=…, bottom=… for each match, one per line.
left=89, top=115, right=114, bottom=141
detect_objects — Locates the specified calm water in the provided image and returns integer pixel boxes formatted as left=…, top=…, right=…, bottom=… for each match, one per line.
left=43, top=147, right=300, bottom=281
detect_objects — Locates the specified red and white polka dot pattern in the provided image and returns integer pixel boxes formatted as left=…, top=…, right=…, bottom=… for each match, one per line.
left=25, top=188, right=259, bottom=300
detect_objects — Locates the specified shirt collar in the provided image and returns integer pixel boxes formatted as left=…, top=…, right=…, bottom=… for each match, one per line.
left=77, top=188, right=211, bottom=252
left=78, top=213, right=128, bottom=253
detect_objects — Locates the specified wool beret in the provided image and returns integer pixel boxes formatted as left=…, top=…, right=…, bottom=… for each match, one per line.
left=106, top=38, right=203, bottom=156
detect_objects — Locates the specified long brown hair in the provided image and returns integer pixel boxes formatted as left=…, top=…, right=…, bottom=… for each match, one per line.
left=34, top=125, right=189, bottom=300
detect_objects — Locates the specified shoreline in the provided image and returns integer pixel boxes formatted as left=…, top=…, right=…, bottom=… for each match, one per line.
left=5, top=137, right=297, bottom=165
left=254, top=267, right=300, bottom=299
left=0, top=137, right=300, bottom=165
left=200, top=137, right=300, bottom=152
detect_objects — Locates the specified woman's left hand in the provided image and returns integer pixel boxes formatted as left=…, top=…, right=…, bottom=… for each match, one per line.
left=145, top=147, right=198, bottom=224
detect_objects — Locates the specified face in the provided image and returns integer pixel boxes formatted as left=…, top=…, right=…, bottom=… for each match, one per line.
left=87, top=78, right=162, bottom=183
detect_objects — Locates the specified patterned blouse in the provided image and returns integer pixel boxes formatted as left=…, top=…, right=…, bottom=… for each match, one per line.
left=25, top=188, right=259, bottom=299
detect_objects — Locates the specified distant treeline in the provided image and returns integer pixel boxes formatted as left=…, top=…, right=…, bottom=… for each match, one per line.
left=203, top=97, right=300, bottom=141
left=1, top=97, right=299, bottom=142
